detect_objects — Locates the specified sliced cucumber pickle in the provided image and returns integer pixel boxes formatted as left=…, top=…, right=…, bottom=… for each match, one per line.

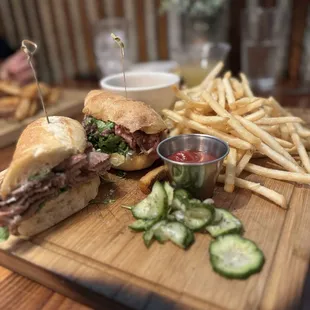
left=209, top=234, right=265, bottom=279
left=171, top=196, right=189, bottom=212
left=183, top=207, right=214, bottom=231
left=132, top=182, right=167, bottom=220
left=174, top=189, right=191, bottom=200
left=155, top=222, right=194, bottom=249
left=164, top=181, right=174, bottom=206
left=129, top=219, right=157, bottom=231
left=206, top=208, right=243, bottom=237
left=210, top=208, right=223, bottom=225
left=143, top=220, right=167, bottom=247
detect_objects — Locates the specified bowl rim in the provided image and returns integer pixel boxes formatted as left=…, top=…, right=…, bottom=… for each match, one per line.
left=100, top=71, right=180, bottom=92
left=157, top=134, right=230, bottom=166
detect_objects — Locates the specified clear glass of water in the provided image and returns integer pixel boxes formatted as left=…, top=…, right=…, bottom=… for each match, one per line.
left=241, top=8, right=288, bottom=92
left=93, top=18, right=131, bottom=77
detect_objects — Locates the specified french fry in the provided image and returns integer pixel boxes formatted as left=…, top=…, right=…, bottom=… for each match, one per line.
left=139, top=166, right=169, bottom=194
left=173, top=86, right=213, bottom=113
left=224, top=148, right=237, bottom=193
left=200, top=61, right=224, bottom=88
left=218, top=175, right=287, bottom=209
left=174, top=100, right=185, bottom=111
left=0, top=81, right=21, bottom=96
left=235, top=115, right=300, bottom=165
left=230, top=78, right=244, bottom=99
left=259, top=125, right=280, bottom=134
left=169, top=127, right=181, bottom=137
left=46, top=87, right=60, bottom=105
left=245, top=163, right=310, bottom=184
left=28, top=100, right=39, bottom=117
left=21, top=82, right=50, bottom=99
left=257, top=142, right=303, bottom=173
left=232, top=99, right=263, bottom=115
left=274, top=137, right=294, bottom=149
left=182, top=128, right=194, bottom=134
left=244, top=109, right=265, bottom=122
left=211, top=91, right=218, bottom=101
left=224, top=71, right=232, bottom=79
left=187, top=111, right=228, bottom=125
left=216, top=78, right=226, bottom=108
left=234, top=97, right=259, bottom=107
left=162, top=109, right=253, bottom=150
left=206, top=79, right=215, bottom=92
left=280, top=124, right=290, bottom=141
left=236, top=150, right=253, bottom=176
left=14, top=98, right=31, bottom=121
left=263, top=104, right=274, bottom=114
left=223, top=77, right=235, bottom=108
left=286, top=123, right=310, bottom=173
left=295, top=123, right=310, bottom=138
left=240, top=73, right=254, bottom=97
left=203, top=92, right=261, bottom=145
left=255, top=116, right=304, bottom=125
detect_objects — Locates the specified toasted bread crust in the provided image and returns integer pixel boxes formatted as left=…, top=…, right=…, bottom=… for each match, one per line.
left=83, top=90, right=166, bottom=134
left=111, top=153, right=158, bottom=171
left=17, top=176, right=100, bottom=237
left=1, top=116, right=87, bottom=197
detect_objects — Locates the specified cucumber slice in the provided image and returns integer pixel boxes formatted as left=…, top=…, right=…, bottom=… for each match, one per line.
left=206, top=209, right=243, bottom=237
left=156, top=222, right=194, bottom=249
left=210, top=208, right=223, bottom=225
left=164, top=182, right=174, bottom=206
left=209, top=234, right=265, bottom=279
left=129, top=219, right=157, bottom=231
left=174, top=189, right=191, bottom=200
left=188, top=198, right=201, bottom=208
left=167, top=210, right=185, bottom=222
left=143, top=220, right=167, bottom=247
left=171, top=196, right=189, bottom=212
left=132, top=182, right=167, bottom=220
left=183, top=207, right=214, bottom=231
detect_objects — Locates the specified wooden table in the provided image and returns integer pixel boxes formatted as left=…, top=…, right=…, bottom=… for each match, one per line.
left=1, top=93, right=310, bottom=310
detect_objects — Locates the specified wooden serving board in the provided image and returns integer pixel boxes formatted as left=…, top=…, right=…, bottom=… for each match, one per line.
left=0, top=166, right=310, bottom=310
left=0, top=88, right=90, bottom=148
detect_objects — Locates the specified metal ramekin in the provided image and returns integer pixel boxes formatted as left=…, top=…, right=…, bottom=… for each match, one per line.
left=157, top=134, right=229, bottom=199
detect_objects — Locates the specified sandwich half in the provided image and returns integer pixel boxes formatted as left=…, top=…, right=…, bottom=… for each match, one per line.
left=0, top=116, right=110, bottom=237
left=82, top=90, right=167, bottom=171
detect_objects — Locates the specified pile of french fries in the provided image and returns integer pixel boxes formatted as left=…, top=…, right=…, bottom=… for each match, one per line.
left=0, top=80, right=61, bottom=121
left=162, top=62, right=310, bottom=209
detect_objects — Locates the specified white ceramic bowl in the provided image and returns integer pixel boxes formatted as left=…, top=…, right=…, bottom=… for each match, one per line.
left=100, top=71, right=180, bottom=113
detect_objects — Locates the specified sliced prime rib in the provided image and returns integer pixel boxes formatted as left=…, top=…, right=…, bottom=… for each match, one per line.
left=0, top=149, right=110, bottom=234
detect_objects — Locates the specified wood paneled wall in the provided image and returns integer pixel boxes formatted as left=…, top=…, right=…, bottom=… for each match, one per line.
left=0, top=0, right=173, bottom=83
left=0, top=0, right=308, bottom=86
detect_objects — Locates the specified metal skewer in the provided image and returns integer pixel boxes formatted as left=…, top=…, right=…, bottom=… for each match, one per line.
left=21, top=40, right=50, bottom=123
left=111, top=33, right=127, bottom=99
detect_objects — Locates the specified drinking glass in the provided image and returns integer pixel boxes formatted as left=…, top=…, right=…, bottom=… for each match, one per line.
left=93, top=18, right=131, bottom=77
left=241, top=8, right=289, bottom=92
left=171, top=42, right=231, bottom=88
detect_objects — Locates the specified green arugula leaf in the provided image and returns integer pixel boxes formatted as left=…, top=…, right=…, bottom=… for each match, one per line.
left=0, top=227, right=9, bottom=242
left=86, top=117, right=130, bottom=155
left=29, top=170, right=50, bottom=181
left=96, top=120, right=114, bottom=133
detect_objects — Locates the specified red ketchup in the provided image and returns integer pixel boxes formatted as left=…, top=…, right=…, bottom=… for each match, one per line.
left=168, top=150, right=217, bottom=163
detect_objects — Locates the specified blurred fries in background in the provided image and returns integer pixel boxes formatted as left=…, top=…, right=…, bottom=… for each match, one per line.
left=0, top=80, right=61, bottom=121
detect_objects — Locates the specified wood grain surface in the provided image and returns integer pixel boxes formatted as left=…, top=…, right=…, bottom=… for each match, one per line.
left=0, top=102, right=310, bottom=310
